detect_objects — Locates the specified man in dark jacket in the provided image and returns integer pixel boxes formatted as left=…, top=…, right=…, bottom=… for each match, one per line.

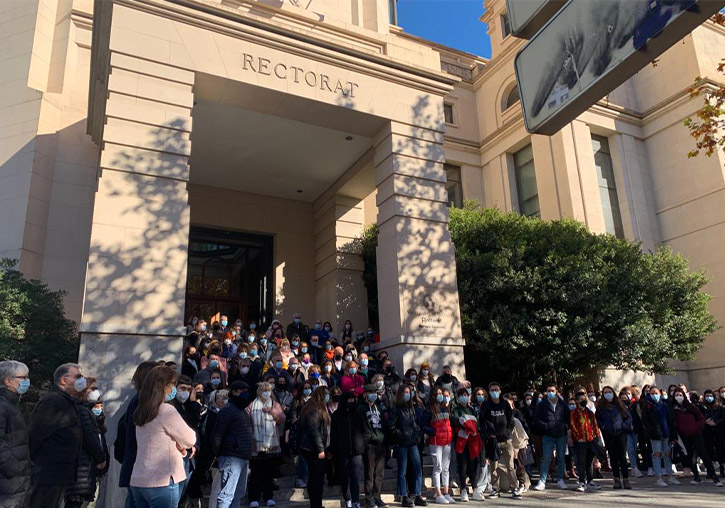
left=211, top=381, right=253, bottom=508
left=532, top=384, right=570, bottom=491
left=358, top=384, right=389, bottom=508
left=0, top=360, right=31, bottom=508
left=482, top=383, right=517, bottom=498
left=29, top=363, right=105, bottom=508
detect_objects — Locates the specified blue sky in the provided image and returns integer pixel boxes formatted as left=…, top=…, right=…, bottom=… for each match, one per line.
left=397, top=0, right=491, bottom=58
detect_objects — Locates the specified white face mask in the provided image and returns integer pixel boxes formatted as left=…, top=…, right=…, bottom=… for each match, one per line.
left=262, top=391, right=271, bottom=399
left=87, top=389, right=101, bottom=402
left=176, top=390, right=190, bottom=403
left=74, top=377, right=87, bottom=392
left=675, top=395, right=685, bottom=404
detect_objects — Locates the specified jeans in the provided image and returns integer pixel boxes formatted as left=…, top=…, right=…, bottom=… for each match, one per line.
left=603, top=433, right=629, bottom=479
left=491, top=439, right=516, bottom=492
left=338, top=454, right=364, bottom=502
left=130, top=481, right=181, bottom=508
left=302, top=450, right=326, bottom=508
left=573, top=442, right=595, bottom=484
left=650, top=438, right=673, bottom=477
left=429, top=444, right=451, bottom=489
left=539, top=435, right=566, bottom=483
left=626, top=432, right=639, bottom=470
left=364, top=444, right=386, bottom=506
left=125, top=488, right=137, bottom=508
left=214, top=456, right=249, bottom=508
left=395, top=445, right=422, bottom=497
left=297, top=453, right=309, bottom=481
left=475, top=461, right=492, bottom=493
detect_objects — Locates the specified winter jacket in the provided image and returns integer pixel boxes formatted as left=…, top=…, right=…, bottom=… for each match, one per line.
left=482, top=399, right=514, bottom=442
left=212, top=397, right=253, bottom=459
left=64, top=404, right=107, bottom=499
left=0, top=388, right=30, bottom=508
left=390, top=404, right=421, bottom=448
left=116, top=395, right=138, bottom=488
left=673, top=403, right=705, bottom=438
left=358, top=399, right=387, bottom=447
left=423, top=404, right=453, bottom=446
left=569, top=407, right=599, bottom=442
left=533, top=398, right=570, bottom=438
left=330, top=394, right=367, bottom=456
left=639, top=396, right=674, bottom=441
left=595, top=404, right=632, bottom=436
left=298, top=407, right=330, bottom=454
left=340, top=374, right=365, bottom=397
left=434, top=374, right=459, bottom=395
left=171, top=398, right=202, bottom=432
left=28, top=386, right=85, bottom=486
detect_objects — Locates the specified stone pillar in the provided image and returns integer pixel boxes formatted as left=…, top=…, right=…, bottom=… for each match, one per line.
left=79, top=52, right=194, bottom=508
left=313, top=194, right=369, bottom=333
left=374, top=121, right=465, bottom=379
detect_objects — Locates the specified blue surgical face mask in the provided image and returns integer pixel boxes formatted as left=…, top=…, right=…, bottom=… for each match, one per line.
left=248, top=335, right=255, bottom=343
left=303, top=388, right=312, bottom=396
left=17, top=379, right=30, bottom=395
left=436, top=394, right=444, bottom=403
left=260, top=339, right=267, bottom=346
left=210, top=360, right=219, bottom=369
left=651, top=394, right=661, bottom=403
left=349, top=368, right=357, bottom=375
left=403, top=393, right=411, bottom=402
left=568, top=404, right=576, bottom=411
left=547, top=391, right=557, bottom=400
left=458, top=395, right=469, bottom=404
left=92, top=407, right=103, bottom=417
left=603, top=392, right=614, bottom=401
left=249, top=323, right=256, bottom=330
left=250, top=349, right=258, bottom=356
left=294, top=318, right=301, bottom=324
left=221, top=320, right=228, bottom=327
left=239, top=352, right=248, bottom=359
left=165, top=386, right=177, bottom=402
left=444, top=396, right=451, bottom=404
left=466, top=387, right=472, bottom=394
left=476, top=395, right=485, bottom=404
left=323, top=394, right=330, bottom=403
left=361, top=359, right=369, bottom=366
left=201, top=324, right=207, bottom=332
left=211, top=378, right=221, bottom=387
left=315, top=324, right=322, bottom=330
left=325, top=326, right=332, bottom=332
left=275, top=361, right=284, bottom=370
left=489, top=390, right=500, bottom=399
left=366, top=393, right=377, bottom=403
left=705, top=395, right=715, bottom=404
left=301, top=347, right=308, bottom=353
left=310, top=372, right=320, bottom=379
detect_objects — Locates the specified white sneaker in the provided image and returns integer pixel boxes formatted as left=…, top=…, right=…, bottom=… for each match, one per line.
left=471, top=490, right=485, bottom=501
left=450, top=481, right=459, bottom=489
left=575, top=483, right=585, bottom=492
left=250, top=503, right=259, bottom=508
left=266, top=501, right=276, bottom=507
left=671, top=465, right=678, bottom=475
left=533, top=481, right=546, bottom=491
left=647, top=468, right=655, bottom=477
left=557, top=479, right=567, bottom=490
left=435, top=496, right=449, bottom=504
left=633, top=468, right=644, bottom=478
left=668, top=476, right=681, bottom=485
left=655, top=478, right=668, bottom=487
left=459, top=489, right=469, bottom=502
left=346, top=501, right=352, bottom=508
left=444, top=494, right=456, bottom=504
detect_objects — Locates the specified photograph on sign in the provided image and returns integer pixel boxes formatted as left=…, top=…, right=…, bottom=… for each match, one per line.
left=515, top=0, right=710, bottom=134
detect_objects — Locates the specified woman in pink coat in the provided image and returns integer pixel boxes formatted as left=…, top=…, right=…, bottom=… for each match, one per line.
left=340, top=360, right=365, bottom=397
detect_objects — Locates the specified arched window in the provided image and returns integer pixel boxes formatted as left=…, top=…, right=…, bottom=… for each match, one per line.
left=503, top=84, right=520, bottom=111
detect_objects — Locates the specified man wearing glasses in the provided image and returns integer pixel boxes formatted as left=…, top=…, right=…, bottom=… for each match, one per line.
left=28, top=363, right=105, bottom=508
left=0, top=360, right=31, bottom=508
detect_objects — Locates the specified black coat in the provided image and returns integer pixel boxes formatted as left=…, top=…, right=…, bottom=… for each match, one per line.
left=298, top=407, right=329, bottom=454
left=330, top=394, right=366, bottom=456
left=0, top=388, right=30, bottom=508
left=640, top=397, right=674, bottom=441
left=29, top=386, right=85, bottom=486
left=64, top=404, right=107, bottom=499
left=212, top=397, right=253, bottom=459
left=389, top=404, right=421, bottom=448
left=533, top=398, right=569, bottom=438
left=116, top=394, right=139, bottom=488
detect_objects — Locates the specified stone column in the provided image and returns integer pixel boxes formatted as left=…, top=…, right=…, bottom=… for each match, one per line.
left=313, top=194, right=369, bottom=333
left=374, top=121, right=465, bottom=378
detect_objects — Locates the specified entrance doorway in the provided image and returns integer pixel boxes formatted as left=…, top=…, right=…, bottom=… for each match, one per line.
left=184, top=226, right=274, bottom=328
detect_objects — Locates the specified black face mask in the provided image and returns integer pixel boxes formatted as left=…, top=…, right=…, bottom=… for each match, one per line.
left=277, top=384, right=287, bottom=391
left=441, top=373, right=452, bottom=382
left=335, top=355, right=342, bottom=361
left=579, top=400, right=587, bottom=407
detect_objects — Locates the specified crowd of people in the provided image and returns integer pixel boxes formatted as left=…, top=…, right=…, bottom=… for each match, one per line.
left=2, top=313, right=725, bottom=508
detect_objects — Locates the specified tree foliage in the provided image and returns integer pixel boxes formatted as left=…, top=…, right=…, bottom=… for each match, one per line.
left=360, top=206, right=718, bottom=390
left=0, top=259, right=79, bottom=386
left=685, top=12, right=725, bottom=158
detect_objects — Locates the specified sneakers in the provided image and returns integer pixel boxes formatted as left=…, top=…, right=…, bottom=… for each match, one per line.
left=376, top=498, right=389, bottom=508
left=557, top=479, right=567, bottom=490
left=533, top=481, right=546, bottom=491
left=487, top=490, right=499, bottom=499
left=714, top=479, right=724, bottom=487
left=633, top=468, right=644, bottom=478
left=690, top=479, right=702, bottom=485
left=459, top=490, right=469, bottom=503
left=575, top=483, right=586, bottom=492
left=435, top=496, right=449, bottom=505
left=346, top=501, right=353, bottom=508
left=444, top=494, right=456, bottom=504
left=668, top=476, right=681, bottom=485
left=353, top=503, right=363, bottom=508
left=402, top=497, right=415, bottom=508
left=414, top=497, right=428, bottom=507
left=471, top=491, right=485, bottom=501
left=295, top=479, right=307, bottom=488
left=450, top=481, right=459, bottom=489
left=586, top=482, right=601, bottom=491
left=266, top=501, right=276, bottom=507
left=655, top=478, right=668, bottom=487
left=519, top=484, right=528, bottom=494
left=512, top=488, right=522, bottom=499
left=647, top=468, right=655, bottom=477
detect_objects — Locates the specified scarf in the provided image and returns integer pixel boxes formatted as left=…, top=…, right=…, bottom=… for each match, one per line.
left=250, top=397, right=279, bottom=453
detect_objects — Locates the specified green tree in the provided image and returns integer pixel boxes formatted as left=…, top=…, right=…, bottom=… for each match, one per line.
left=0, top=259, right=79, bottom=386
left=360, top=205, right=718, bottom=391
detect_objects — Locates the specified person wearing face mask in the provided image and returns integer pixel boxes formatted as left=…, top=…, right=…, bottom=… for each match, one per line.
left=595, top=386, right=633, bottom=489
left=434, top=366, right=459, bottom=396
left=357, top=354, right=375, bottom=383
left=232, top=357, right=259, bottom=388
left=330, top=392, right=367, bottom=508
left=390, top=386, right=426, bottom=507
left=450, top=388, right=480, bottom=502
left=321, top=359, right=341, bottom=388
left=298, top=387, right=332, bottom=508
left=204, top=372, right=226, bottom=402
left=287, top=358, right=305, bottom=393
left=128, top=366, right=196, bottom=507
left=171, top=375, right=202, bottom=429
left=358, top=384, right=389, bottom=508
left=618, top=388, right=644, bottom=478
left=208, top=381, right=253, bottom=508
left=218, top=315, right=230, bottom=334
left=182, top=345, right=200, bottom=379
left=671, top=387, right=722, bottom=486
left=532, top=384, right=570, bottom=491
left=0, top=361, right=31, bottom=508
left=568, top=391, right=600, bottom=492
left=246, top=382, right=286, bottom=507
left=341, top=319, right=355, bottom=344
left=639, top=386, right=679, bottom=487
left=221, top=331, right=238, bottom=360
left=482, top=383, right=517, bottom=499
left=699, top=389, right=721, bottom=474
left=286, top=313, right=309, bottom=343
left=382, top=360, right=402, bottom=394
left=257, top=334, right=276, bottom=364
left=262, top=353, right=294, bottom=387
left=416, top=363, right=435, bottom=404
left=422, top=387, right=454, bottom=505
left=290, top=382, right=315, bottom=488
left=274, top=376, right=294, bottom=436
left=332, top=346, right=346, bottom=374
left=341, top=361, right=365, bottom=397
left=28, top=363, right=106, bottom=508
